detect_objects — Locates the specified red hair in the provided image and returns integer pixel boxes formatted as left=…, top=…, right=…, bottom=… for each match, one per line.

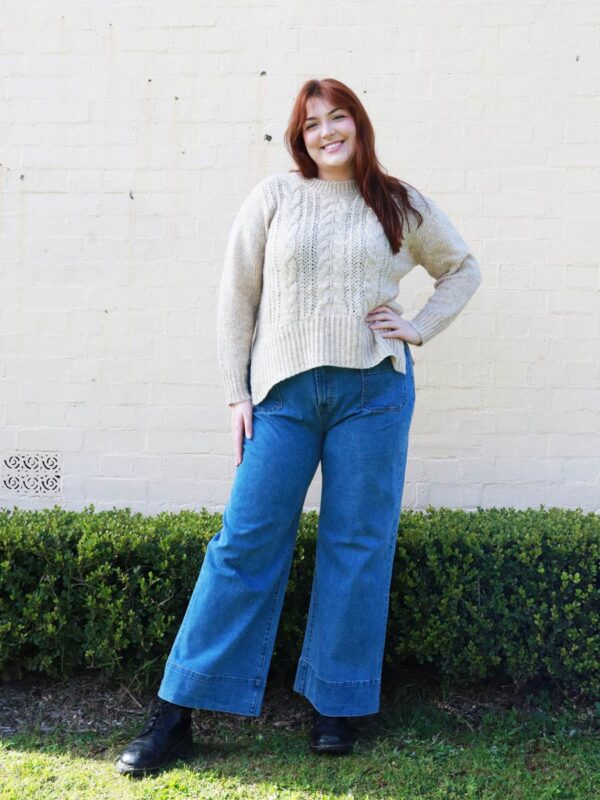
left=284, top=77, right=429, bottom=255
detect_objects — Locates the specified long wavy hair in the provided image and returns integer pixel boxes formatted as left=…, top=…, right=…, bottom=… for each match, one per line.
left=284, top=78, right=429, bottom=255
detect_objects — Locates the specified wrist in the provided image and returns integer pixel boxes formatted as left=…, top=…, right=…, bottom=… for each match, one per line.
left=407, top=321, right=423, bottom=346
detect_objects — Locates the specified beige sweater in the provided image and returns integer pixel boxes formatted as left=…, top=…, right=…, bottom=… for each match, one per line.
left=217, top=171, right=482, bottom=407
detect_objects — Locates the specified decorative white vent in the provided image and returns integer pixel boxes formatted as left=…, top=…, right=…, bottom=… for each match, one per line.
left=1, top=452, right=62, bottom=497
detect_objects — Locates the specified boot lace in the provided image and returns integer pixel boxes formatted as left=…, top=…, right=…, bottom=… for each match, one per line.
left=138, top=699, right=171, bottom=737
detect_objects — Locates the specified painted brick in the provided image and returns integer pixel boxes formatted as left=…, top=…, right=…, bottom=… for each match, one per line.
left=0, top=1, right=597, bottom=514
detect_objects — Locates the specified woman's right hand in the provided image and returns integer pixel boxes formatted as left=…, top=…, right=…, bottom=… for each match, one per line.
left=228, top=399, right=253, bottom=466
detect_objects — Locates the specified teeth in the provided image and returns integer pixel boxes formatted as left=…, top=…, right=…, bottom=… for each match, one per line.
left=323, top=141, right=343, bottom=151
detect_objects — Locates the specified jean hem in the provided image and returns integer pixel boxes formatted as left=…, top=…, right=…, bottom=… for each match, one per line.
left=158, top=659, right=265, bottom=717
left=292, top=658, right=381, bottom=716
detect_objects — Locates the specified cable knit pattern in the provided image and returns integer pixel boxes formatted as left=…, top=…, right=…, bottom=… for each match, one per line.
left=217, top=171, right=482, bottom=407
left=276, top=177, right=301, bottom=324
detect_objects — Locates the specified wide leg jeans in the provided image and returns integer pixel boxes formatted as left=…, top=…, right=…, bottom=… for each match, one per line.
left=158, top=340, right=415, bottom=717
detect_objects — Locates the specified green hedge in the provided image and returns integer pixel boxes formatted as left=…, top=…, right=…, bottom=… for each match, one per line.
left=1, top=505, right=598, bottom=696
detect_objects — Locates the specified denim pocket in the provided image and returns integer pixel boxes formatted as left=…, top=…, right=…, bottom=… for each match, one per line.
left=253, top=383, right=283, bottom=413
left=360, top=356, right=412, bottom=413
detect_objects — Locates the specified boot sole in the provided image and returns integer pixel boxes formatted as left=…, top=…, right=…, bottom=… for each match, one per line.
left=115, top=736, right=195, bottom=776
left=309, top=741, right=353, bottom=755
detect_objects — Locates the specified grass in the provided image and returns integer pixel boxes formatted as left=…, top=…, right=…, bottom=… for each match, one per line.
left=1, top=668, right=599, bottom=800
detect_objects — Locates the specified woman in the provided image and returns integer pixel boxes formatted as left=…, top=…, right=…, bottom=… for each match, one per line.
left=116, top=77, right=481, bottom=775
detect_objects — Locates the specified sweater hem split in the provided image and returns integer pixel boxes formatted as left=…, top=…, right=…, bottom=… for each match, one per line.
left=248, top=316, right=415, bottom=407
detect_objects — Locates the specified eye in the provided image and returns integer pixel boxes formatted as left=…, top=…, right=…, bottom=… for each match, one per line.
left=305, top=114, right=346, bottom=131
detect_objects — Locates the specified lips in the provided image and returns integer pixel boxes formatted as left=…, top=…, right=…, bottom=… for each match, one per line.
left=321, top=140, right=344, bottom=151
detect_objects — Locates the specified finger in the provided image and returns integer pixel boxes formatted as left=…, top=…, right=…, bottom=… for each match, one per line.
left=234, top=430, right=242, bottom=466
left=366, top=313, right=383, bottom=322
left=233, top=419, right=243, bottom=466
left=366, top=309, right=392, bottom=319
left=369, top=320, right=393, bottom=329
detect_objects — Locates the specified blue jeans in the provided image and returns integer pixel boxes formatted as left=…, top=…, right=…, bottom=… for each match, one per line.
left=158, top=340, right=415, bottom=717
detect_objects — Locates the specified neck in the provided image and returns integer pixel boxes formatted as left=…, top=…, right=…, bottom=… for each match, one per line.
left=317, top=168, right=356, bottom=182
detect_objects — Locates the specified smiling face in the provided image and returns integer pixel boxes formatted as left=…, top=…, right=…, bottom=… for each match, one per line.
left=302, top=96, right=357, bottom=181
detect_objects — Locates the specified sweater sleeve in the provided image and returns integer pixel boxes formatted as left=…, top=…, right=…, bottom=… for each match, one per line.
left=216, top=178, right=273, bottom=405
left=406, top=195, right=482, bottom=346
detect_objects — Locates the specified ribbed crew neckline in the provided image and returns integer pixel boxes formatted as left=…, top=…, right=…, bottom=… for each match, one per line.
left=294, top=172, right=359, bottom=196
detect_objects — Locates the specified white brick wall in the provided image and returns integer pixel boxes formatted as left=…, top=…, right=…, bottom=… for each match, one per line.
left=1, top=1, right=598, bottom=513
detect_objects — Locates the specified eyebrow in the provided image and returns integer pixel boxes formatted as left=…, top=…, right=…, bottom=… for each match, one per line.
left=304, top=107, right=344, bottom=122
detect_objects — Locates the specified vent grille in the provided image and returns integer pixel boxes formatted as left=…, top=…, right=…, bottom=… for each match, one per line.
left=1, top=452, right=62, bottom=497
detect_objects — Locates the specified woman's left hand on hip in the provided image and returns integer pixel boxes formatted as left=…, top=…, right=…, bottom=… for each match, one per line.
left=365, top=305, right=423, bottom=346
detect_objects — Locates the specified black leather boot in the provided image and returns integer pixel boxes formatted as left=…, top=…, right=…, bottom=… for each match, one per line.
left=309, top=708, right=354, bottom=754
left=115, top=697, right=195, bottom=776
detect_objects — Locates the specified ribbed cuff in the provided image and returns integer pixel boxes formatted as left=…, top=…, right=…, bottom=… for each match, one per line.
left=407, top=308, right=450, bottom=346
left=221, top=368, right=251, bottom=406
